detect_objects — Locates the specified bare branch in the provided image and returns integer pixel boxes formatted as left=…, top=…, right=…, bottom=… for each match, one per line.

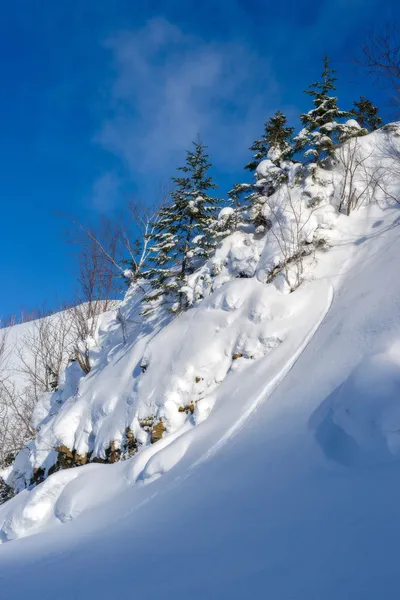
left=357, top=25, right=400, bottom=113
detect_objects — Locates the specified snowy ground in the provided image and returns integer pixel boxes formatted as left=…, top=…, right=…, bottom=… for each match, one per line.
left=0, top=199, right=400, bottom=598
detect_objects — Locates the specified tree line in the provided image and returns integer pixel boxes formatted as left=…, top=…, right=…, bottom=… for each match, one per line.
left=120, top=55, right=383, bottom=312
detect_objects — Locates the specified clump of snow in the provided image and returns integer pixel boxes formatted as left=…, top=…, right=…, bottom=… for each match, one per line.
left=344, top=118, right=362, bottom=130
left=218, top=206, right=235, bottom=222
left=256, top=159, right=282, bottom=179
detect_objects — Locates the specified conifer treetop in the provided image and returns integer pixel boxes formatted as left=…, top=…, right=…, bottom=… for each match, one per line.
left=305, top=54, right=337, bottom=98
left=143, top=139, right=223, bottom=312
left=295, top=55, right=356, bottom=164
left=352, top=96, right=383, bottom=131
left=246, top=110, right=294, bottom=171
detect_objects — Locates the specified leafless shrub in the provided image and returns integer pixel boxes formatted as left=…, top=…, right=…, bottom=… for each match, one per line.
left=17, top=309, right=74, bottom=398
left=116, top=308, right=128, bottom=344
left=372, top=132, right=400, bottom=206
left=68, top=218, right=121, bottom=373
left=0, top=321, right=35, bottom=473
left=335, top=139, right=381, bottom=214
left=264, top=186, right=320, bottom=291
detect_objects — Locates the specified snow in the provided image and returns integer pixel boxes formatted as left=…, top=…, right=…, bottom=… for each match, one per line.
left=0, top=273, right=331, bottom=542
left=1, top=126, right=400, bottom=598
left=0, top=317, right=47, bottom=396
left=218, top=206, right=235, bottom=221
left=311, top=341, right=400, bottom=466
left=344, top=118, right=362, bottom=130
left=2, top=271, right=331, bottom=493
left=256, top=158, right=281, bottom=178
left=255, top=183, right=319, bottom=283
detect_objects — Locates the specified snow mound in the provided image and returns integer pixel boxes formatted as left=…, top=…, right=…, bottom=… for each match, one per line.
left=312, top=342, right=400, bottom=466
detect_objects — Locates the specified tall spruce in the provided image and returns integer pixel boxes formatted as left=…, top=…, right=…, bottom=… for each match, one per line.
left=352, top=96, right=383, bottom=131
left=295, top=55, right=354, bottom=165
left=246, top=111, right=294, bottom=171
left=143, top=140, right=222, bottom=312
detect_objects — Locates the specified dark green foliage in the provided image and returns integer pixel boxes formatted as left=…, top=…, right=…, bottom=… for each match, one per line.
left=228, top=112, right=296, bottom=232
left=352, top=96, right=383, bottom=131
left=295, top=55, right=353, bottom=165
left=143, top=140, right=222, bottom=312
left=0, top=479, right=14, bottom=505
left=246, top=111, right=295, bottom=171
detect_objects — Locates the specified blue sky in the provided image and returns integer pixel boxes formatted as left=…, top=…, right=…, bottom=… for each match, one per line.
left=1, top=0, right=399, bottom=318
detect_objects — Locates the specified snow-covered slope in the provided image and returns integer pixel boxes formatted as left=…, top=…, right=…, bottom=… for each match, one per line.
left=1, top=127, right=400, bottom=598
left=1, top=306, right=90, bottom=396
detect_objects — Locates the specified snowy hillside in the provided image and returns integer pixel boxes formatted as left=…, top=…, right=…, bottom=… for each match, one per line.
left=0, top=303, right=118, bottom=477
left=0, top=312, right=76, bottom=473
left=1, top=312, right=71, bottom=395
left=1, top=125, right=400, bottom=598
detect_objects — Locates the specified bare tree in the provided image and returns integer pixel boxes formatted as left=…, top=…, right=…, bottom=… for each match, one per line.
left=120, top=200, right=165, bottom=286
left=335, top=139, right=381, bottom=214
left=17, top=309, right=74, bottom=399
left=1, top=195, right=167, bottom=494
left=63, top=194, right=168, bottom=353
left=68, top=220, right=121, bottom=374
left=357, top=25, right=400, bottom=113
left=264, top=186, right=321, bottom=291
left=64, top=193, right=168, bottom=291
left=0, top=321, right=35, bottom=475
left=372, top=133, right=400, bottom=206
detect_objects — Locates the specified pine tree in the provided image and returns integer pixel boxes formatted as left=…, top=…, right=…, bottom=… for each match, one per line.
left=295, top=55, right=353, bottom=166
left=246, top=111, right=294, bottom=171
left=143, top=140, right=222, bottom=312
left=352, top=96, right=382, bottom=131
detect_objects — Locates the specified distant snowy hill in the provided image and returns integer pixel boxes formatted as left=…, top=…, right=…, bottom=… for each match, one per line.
left=1, top=125, right=400, bottom=599
left=1, top=308, right=79, bottom=395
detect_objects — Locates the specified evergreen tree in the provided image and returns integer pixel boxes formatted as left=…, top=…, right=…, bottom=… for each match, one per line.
left=143, top=140, right=222, bottom=312
left=295, top=55, right=354, bottom=165
left=352, top=96, right=383, bottom=131
left=226, top=111, right=296, bottom=233
left=229, top=161, right=290, bottom=234
left=246, top=111, right=294, bottom=171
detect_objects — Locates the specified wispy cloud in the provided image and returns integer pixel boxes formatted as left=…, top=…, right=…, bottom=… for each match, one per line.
left=97, top=17, right=283, bottom=182
left=89, top=171, right=121, bottom=211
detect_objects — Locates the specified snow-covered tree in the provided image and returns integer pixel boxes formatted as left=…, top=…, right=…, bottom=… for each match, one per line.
left=143, top=140, right=222, bottom=312
left=246, top=111, right=295, bottom=171
left=352, top=96, right=383, bottom=131
left=295, top=56, right=356, bottom=166
left=230, top=112, right=298, bottom=233
left=227, top=180, right=266, bottom=232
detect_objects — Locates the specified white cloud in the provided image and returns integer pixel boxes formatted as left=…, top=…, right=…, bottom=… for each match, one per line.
left=97, top=18, right=282, bottom=178
left=90, top=171, right=121, bottom=211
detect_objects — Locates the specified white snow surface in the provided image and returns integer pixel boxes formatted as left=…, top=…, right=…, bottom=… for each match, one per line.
left=1, top=127, right=400, bottom=598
